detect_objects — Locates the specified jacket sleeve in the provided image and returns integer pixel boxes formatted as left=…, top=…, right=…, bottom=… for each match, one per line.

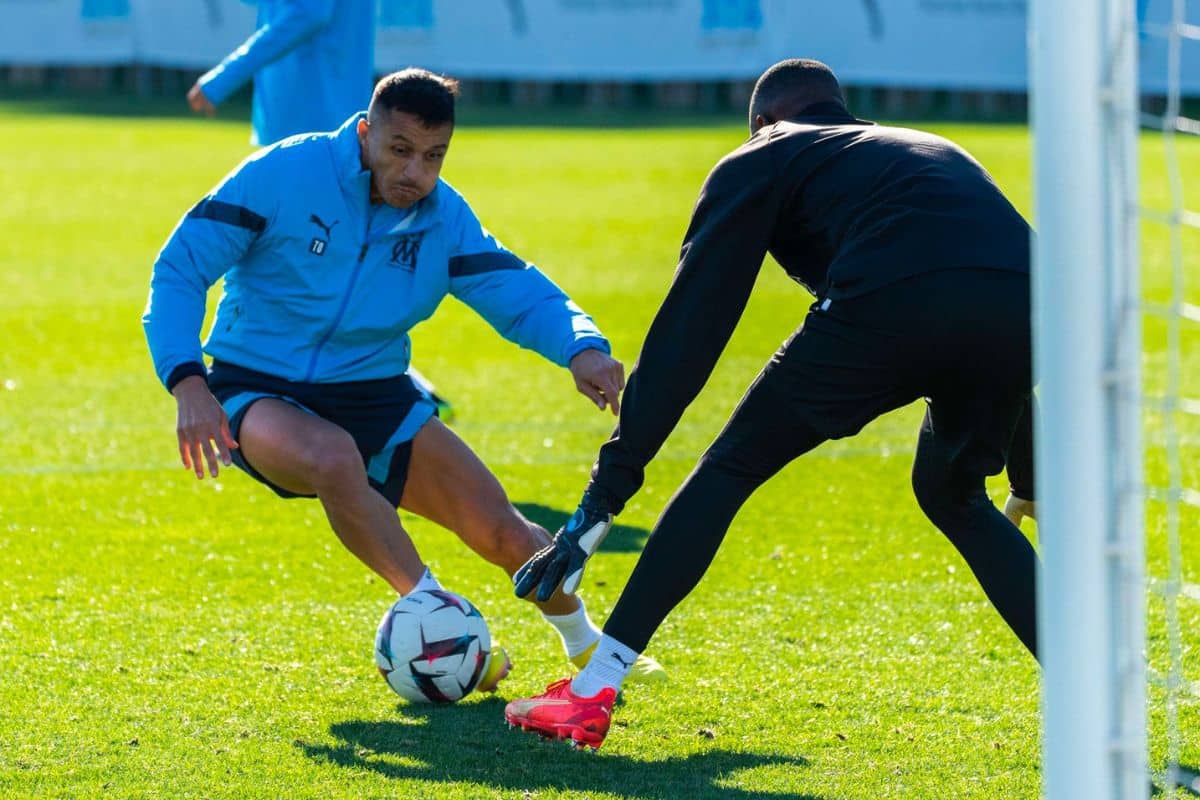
left=198, top=0, right=337, bottom=105
left=589, top=143, right=781, bottom=511
left=142, top=157, right=272, bottom=391
left=447, top=197, right=609, bottom=367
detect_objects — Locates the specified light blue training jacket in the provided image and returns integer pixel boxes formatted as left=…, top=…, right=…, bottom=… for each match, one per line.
left=143, top=114, right=609, bottom=390
left=198, top=0, right=374, bottom=146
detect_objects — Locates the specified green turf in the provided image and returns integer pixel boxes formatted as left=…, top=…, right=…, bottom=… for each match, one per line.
left=0, top=98, right=1196, bottom=800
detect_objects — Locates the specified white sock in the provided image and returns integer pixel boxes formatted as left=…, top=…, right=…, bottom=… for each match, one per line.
left=542, top=598, right=602, bottom=658
left=404, top=567, right=442, bottom=596
left=570, top=634, right=638, bottom=697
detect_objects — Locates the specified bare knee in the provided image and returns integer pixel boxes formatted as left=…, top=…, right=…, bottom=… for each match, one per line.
left=302, top=430, right=366, bottom=496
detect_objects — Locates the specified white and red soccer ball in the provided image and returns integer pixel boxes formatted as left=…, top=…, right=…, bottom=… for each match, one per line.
left=374, top=589, right=492, bottom=703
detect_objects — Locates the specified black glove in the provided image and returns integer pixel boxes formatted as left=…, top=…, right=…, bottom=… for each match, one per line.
left=513, top=495, right=614, bottom=602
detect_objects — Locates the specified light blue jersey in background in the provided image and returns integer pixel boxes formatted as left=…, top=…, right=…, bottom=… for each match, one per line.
left=197, top=0, right=375, bottom=146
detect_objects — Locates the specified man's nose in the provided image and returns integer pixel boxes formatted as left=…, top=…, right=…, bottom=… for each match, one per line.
left=402, top=158, right=426, bottom=181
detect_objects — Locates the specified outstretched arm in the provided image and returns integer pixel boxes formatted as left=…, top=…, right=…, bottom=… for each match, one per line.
left=446, top=191, right=618, bottom=411
left=515, top=140, right=782, bottom=600
left=587, top=143, right=782, bottom=512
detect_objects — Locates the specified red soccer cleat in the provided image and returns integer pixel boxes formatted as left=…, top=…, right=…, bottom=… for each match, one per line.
left=504, top=677, right=617, bottom=750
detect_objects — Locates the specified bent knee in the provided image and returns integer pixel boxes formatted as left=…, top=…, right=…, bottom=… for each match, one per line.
left=911, top=459, right=992, bottom=527
left=699, top=445, right=774, bottom=485
left=302, top=431, right=366, bottom=492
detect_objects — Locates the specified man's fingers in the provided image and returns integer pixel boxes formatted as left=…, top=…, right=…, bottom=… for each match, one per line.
left=219, top=419, right=238, bottom=465
left=513, top=571, right=533, bottom=598
left=513, top=561, right=540, bottom=598
left=222, top=425, right=239, bottom=450
left=578, top=381, right=606, bottom=411
left=536, top=577, right=558, bottom=603
left=181, top=432, right=224, bottom=478
left=216, top=439, right=233, bottom=468
left=188, top=441, right=206, bottom=479
left=536, top=558, right=568, bottom=603
left=592, top=373, right=622, bottom=416
left=513, top=549, right=551, bottom=597
left=201, top=439, right=221, bottom=478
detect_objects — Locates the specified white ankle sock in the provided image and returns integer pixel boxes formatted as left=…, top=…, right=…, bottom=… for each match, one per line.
left=404, top=567, right=442, bottom=596
left=542, top=599, right=602, bottom=658
left=570, top=634, right=638, bottom=697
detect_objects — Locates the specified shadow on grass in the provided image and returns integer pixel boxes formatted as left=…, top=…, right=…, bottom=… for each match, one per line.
left=299, top=697, right=822, bottom=800
left=1151, top=763, right=1200, bottom=796
left=515, top=502, right=649, bottom=553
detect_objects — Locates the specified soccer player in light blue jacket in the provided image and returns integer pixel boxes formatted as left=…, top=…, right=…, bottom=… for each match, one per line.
left=187, top=0, right=374, bottom=147
left=187, top=0, right=456, bottom=415
left=146, top=69, right=666, bottom=690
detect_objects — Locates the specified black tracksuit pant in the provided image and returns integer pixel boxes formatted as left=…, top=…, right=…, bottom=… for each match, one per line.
left=603, top=269, right=1039, bottom=658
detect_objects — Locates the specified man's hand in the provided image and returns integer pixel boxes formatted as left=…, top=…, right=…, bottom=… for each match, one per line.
left=1003, top=494, right=1037, bottom=528
left=569, top=348, right=624, bottom=416
left=187, top=82, right=217, bottom=117
left=173, top=374, right=237, bottom=479
left=514, top=495, right=614, bottom=601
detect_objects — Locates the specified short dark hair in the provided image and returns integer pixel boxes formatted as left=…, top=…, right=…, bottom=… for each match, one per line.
left=369, top=68, right=460, bottom=128
left=749, top=59, right=845, bottom=129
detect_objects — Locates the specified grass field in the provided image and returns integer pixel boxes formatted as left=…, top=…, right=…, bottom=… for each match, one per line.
left=0, top=95, right=1196, bottom=800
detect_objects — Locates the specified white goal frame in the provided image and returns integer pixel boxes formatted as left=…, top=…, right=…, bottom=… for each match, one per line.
left=1027, top=0, right=1147, bottom=796
left=1031, top=1, right=1147, bottom=799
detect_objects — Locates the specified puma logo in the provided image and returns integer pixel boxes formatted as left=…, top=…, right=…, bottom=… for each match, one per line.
left=309, top=214, right=339, bottom=239
left=611, top=652, right=633, bottom=668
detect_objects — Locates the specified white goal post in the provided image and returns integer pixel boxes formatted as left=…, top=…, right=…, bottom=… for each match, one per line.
left=1031, top=1, right=1147, bottom=799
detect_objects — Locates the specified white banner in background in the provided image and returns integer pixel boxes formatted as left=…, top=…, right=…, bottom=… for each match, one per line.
left=0, top=0, right=134, bottom=65
left=374, top=0, right=776, bottom=80
left=770, top=0, right=1030, bottom=90
left=0, top=0, right=1195, bottom=94
left=131, top=0, right=257, bottom=69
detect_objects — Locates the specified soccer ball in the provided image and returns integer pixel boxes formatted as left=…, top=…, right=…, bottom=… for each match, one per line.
left=374, top=589, right=492, bottom=703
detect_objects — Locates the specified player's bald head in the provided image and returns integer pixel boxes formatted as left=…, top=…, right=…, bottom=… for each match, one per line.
left=749, top=59, right=845, bottom=133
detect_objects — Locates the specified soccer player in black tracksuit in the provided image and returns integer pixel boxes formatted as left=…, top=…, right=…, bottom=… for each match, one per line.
left=505, top=59, right=1039, bottom=750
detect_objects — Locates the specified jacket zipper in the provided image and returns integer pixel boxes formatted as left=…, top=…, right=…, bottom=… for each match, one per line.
left=304, top=242, right=370, bottom=381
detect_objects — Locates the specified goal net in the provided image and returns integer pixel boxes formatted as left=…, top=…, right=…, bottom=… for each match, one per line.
left=1032, top=1, right=1199, bottom=798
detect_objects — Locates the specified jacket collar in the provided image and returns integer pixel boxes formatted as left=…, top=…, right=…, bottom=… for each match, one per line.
left=787, top=102, right=875, bottom=126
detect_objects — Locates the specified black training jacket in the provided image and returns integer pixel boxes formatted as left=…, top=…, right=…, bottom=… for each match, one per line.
left=589, top=102, right=1032, bottom=511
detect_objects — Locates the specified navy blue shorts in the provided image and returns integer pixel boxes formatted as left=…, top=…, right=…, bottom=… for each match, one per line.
left=207, top=361, right=437, bottom=507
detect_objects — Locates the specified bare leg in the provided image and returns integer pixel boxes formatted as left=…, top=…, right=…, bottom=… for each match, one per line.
left=401, top=417, right=581, bottom=616
left=237, top=399, right=425, bottom=594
